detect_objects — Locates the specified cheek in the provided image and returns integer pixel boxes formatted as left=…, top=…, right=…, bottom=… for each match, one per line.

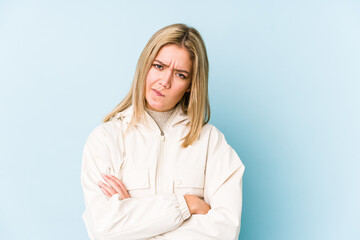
left=145, top=69, right=157, bottom=88
left=174, top=83, right=190, bottom=98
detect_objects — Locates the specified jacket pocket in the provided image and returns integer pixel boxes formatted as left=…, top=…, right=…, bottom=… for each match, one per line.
left=173, top=171, right=204, bottom=198
left=121, top=163, right=150, bottom=197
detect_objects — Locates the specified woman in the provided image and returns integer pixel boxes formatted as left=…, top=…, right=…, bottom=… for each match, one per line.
left=81, top=23, right=245, bottom=240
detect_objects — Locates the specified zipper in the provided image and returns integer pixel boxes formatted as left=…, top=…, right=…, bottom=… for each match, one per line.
left=156, top=131, right=165, bottom=194
left=152, top=107, right=179, bottom=194
left=160, top=131, right=165, bottom=141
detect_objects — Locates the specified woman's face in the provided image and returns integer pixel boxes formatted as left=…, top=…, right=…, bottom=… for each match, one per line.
left=145, top=44, right=192, bottom=112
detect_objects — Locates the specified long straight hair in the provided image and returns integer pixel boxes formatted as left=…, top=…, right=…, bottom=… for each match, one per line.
left=103, top=23, right=210, bottom=148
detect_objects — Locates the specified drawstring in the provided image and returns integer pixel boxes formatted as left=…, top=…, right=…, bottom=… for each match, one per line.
left=118, top=114, right=127, bottom=159
left=106, top=114, right=127, bottom=180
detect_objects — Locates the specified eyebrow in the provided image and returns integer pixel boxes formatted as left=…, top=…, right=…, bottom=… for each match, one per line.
left=154, top=59, right=190, bottom=75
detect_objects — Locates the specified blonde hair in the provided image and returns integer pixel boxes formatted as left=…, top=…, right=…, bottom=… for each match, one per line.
left=103, top=23, right=210, bottom=148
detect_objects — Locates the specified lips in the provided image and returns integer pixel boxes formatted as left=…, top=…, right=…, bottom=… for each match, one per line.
left=152, top=89, right=164, bottom=97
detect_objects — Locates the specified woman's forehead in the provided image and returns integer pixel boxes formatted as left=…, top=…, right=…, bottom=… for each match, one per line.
left=154, top=44, right=192, bottom=71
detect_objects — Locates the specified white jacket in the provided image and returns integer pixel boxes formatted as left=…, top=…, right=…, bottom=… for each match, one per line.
left=81, top=104, right=245, bottom=240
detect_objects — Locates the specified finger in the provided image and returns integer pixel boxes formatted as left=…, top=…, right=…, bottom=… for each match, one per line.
left=106, top=175, right=129, bottom=199
left=118, top=180, right=130, bottom=199
left=99, top=185, right=112, bottom=197
left=98, top=181, right=117, bottom=196
left=98, top=181, right=116, bottom=196
left=109, top=175, right=130, bottom=199
left=200, top=199, right=211, bottom=214
left=101, top=174, right=125, bottom=196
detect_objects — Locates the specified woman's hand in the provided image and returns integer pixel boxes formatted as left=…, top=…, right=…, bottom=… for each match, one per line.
left=98, top=174, right=130, bottom=200
left=184, top=195, right=211, bottom=215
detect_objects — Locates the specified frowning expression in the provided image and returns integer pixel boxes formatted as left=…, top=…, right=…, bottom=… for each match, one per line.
left=145, top=44, right=192, bottom=112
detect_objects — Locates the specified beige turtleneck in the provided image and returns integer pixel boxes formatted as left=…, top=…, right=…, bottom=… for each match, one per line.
left=145, top=107, right=175, bottom=131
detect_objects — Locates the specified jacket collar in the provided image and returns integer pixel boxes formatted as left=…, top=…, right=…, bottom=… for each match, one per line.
left=114, top=104, right=190, bottom=127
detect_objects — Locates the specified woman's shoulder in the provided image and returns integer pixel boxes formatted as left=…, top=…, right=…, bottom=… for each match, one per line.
left=198, top=123, right=231, bottom=151
left=201, top=123, right=226, bottom=141
left=90, top=107, right=133, bottom=137
left=86, top=117, right=124, bottom=144
left=201, top=123, right=244, bottom=169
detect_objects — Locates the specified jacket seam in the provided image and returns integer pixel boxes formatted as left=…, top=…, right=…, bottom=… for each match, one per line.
left=95, top=208, right=182, bottom=237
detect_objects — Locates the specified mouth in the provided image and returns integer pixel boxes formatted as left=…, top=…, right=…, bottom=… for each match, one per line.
left=152, top=89, right=165, bottom=97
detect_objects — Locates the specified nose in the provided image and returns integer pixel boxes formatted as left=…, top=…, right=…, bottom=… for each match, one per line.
left=159, top=69, right=172, bottom=89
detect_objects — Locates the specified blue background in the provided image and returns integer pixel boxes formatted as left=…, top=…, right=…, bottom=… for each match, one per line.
left=1, top=0, right=359, bottom=239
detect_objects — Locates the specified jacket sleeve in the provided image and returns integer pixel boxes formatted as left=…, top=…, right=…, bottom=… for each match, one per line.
left=151, top=127, right=245, bottom=240
left=81, top=126, right=191, bottom=240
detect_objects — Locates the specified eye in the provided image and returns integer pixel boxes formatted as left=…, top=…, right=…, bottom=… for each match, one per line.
left=153, top=64, right=163, bottom=70
left=177, top=73, right=187, bottom=79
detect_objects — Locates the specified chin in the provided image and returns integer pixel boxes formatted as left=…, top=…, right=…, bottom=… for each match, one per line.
left=147, top=101, right=165, bottom=111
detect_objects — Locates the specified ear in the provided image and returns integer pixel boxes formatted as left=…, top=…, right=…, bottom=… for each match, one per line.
left=186, top=84, right=191, bottom=92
